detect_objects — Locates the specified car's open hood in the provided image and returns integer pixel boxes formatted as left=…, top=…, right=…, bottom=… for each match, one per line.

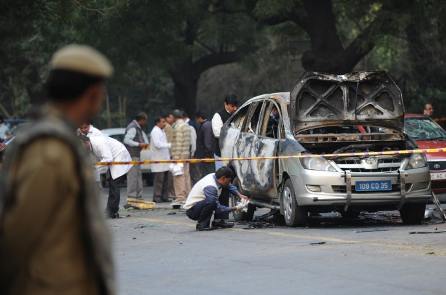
left=290, top=72, right=404, bottom=132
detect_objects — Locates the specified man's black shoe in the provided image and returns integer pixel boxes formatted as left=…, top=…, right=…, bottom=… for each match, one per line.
left=107, top=212, right=119, bottom=219
left=212, top=220, right=234, bottom=229
left=153, top=197, right=163, bottom=203
left=196, top=224, right=213, bottom=231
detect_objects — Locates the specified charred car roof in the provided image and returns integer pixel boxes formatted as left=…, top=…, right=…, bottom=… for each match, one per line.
left=290, top=71, right=404, bottom=132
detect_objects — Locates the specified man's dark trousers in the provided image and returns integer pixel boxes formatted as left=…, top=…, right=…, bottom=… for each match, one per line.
left=153, top=171, right=169, bottom=202
left=106, top=170, right=125, bottom=217
left=187, top=196, right=229, bottom=227
left=218, top=188, right=230, bottom=220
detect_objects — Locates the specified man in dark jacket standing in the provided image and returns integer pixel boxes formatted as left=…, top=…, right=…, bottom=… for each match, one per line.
left=195, top=112, right=215, bottom=179
left=0, top=45, right=115, bottom=294
left=124, top=112, right=149, bottom=200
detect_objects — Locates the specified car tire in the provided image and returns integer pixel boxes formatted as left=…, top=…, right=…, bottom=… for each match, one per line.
left=399, top=203, right=426, bottom=225
left=231, top=177, right=255, bottom=222
left=281, top=179, right=308, bottom=226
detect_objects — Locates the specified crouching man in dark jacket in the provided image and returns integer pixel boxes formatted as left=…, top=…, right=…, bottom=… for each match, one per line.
left=183, top=167, right=249, bottom=231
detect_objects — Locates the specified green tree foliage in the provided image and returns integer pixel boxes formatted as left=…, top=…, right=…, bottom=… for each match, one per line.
left=2, top=0, right=446, bottom=125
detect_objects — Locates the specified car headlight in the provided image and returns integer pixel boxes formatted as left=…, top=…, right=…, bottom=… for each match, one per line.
left=407, top=153, right=427, bottom=169
left=300, top=157, right=336, bottom=172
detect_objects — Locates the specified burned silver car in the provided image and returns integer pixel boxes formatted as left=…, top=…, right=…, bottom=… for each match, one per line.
left=220, top=72, right=431, bottom=226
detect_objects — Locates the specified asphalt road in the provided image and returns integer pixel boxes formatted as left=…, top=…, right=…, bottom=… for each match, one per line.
left=102, top=187, right=446, bottom=295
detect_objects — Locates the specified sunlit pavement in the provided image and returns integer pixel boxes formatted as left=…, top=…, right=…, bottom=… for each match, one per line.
left=100, top=187, right=446, bottom=295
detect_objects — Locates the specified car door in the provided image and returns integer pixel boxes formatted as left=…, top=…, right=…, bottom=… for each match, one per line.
left=247, top=99, right=282, bottom=200
left=233, top=101, right=265, bottom=194
left=220, top=103, right=250, bottom=165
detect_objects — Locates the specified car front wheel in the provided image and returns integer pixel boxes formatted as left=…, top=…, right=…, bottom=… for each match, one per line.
left=282, top=179, right=308, bottom=226
left=399, top=203, right=426, bottom=225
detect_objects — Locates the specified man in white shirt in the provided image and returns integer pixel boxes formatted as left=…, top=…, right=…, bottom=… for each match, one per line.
left=80, top=123, right=132, bottom=218
left=210, top=95, right=238, bottom=225
left=184, top=167, right=248, bottom=231
left=79, top=123, right=103, bottom=137
left=184, top=112, right=198, bottom=185
left=123, top=113, right=149, bottom=200
left=150, top=116, right=171, bottom=203
left=211, top=95, right=238, bottom=169
left=0, top=116, right=9, bottom=142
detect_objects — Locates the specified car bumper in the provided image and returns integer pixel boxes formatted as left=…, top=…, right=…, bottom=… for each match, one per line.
left=290, top=167, right=431, bottom=208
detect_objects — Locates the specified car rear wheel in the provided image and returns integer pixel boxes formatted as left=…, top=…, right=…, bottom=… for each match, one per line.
left=282, top=179, right=308, bottom=226
left=399, top=203, right=426, bottom=225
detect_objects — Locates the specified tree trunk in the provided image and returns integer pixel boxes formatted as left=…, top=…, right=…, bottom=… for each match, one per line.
left=170, top=59, right=199, bottom=115
left=170, top=51, right=242, bottom=115
left=258, top=0, right=398, bottom=74
left=301, top=0, right=346, bottom=72
left=172, top=73, right=199, bottom=116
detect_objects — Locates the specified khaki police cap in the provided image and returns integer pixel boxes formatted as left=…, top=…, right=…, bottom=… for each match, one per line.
left=50, top=44, right=113, bottom=78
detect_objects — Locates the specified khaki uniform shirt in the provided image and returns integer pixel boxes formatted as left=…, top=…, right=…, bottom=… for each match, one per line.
left=2, top=138, right=98, bottom=295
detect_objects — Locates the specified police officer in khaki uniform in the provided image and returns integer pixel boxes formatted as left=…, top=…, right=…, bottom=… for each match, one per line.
left=0, top=45, right=115, bottom=295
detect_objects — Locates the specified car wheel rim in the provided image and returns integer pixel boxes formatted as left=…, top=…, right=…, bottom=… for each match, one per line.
left=283, top=187, right=293, bottom=221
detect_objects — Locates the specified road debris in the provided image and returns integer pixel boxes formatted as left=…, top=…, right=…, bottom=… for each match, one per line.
left=409, top=230, right=446, bottom=235
left=310, top=242, right=327, bottom=246
left=355, top=229, right=390, bottom=233
left=126, top=198, right=156, bottom=210
left=430, top=192, right=446, bottom=222
left=241, top=221, right=275, bottom=230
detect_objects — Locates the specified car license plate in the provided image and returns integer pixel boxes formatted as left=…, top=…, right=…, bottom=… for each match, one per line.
left=355, top=180, right=392, bottom=192
left=431, top=172, right=446, bottom=180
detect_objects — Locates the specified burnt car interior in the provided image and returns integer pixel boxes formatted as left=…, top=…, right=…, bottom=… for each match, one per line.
left=233, top=100, right=284, bottom=140
left=296, top=125, right=408, bottom=154
left=291, top=72, right=412, bottom=170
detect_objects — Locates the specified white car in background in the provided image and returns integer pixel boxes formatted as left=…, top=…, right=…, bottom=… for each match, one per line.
left=101, top=128, right=126, bottom=142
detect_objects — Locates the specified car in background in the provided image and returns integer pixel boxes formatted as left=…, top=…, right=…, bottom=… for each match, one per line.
left=405, top=114, right=446, bottom=200
left=220, top=72, right=431, bottom=226
left=101, top=128, right=126, bottom=142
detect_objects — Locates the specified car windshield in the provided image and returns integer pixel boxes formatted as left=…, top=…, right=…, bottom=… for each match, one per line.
left=404, top=117, right=446, bottom=140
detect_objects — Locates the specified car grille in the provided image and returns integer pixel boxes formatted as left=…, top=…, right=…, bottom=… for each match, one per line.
left=332, top=184, right=405, bottom=194
left=331, top=182, right=422, bottom=194
left=334, top=157, right=401, bottom=173
left=428, top=161, right=446, bottom=171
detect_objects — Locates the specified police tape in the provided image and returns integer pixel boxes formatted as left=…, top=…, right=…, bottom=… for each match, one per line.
left=95, top=147, right=446, bottom=166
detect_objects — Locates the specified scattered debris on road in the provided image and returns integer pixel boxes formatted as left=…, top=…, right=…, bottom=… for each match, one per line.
left=310, top=242, right=327, bottom=246
left=241, top=221, right=275, bottom=230
left=409, top=230, right=446, bottom=235
left=126, top=198, right=156, bottom=210
left=355, top=229, right=390, bottom=233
